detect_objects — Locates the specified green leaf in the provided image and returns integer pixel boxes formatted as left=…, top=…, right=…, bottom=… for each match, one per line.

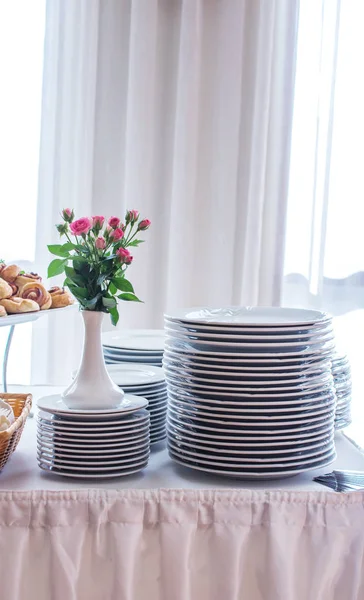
left=117, top=292, right=142, bottom=302
left=112, top=277, right=134, bottom=293
left=84, top=294, right=102, bottom=310
left=62, top=242, right=77, bottom=252
left=48, top=244, right=70, bottom=258
left=127, top=239, right=144, bottom=247
left=102, top=296, right=117, bottom=308
left=64, top=266, right=86, bottom=287
left=48, top=258, right=68, bottom=278
left=109, top=282, right=117, bottom=295
left=67, top=285, right=89, bottom=299
left=109, top=306, right=119, bottom=326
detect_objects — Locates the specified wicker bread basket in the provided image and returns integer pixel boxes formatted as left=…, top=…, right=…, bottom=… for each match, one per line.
left=0, top=393, right=32, bottom=471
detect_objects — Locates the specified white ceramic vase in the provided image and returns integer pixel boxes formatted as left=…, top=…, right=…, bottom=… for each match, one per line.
left=61, top=310, right=124, bottom=410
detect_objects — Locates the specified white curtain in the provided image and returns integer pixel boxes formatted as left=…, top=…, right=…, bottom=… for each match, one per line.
left=32, top=0, right=299, bottom=385
left=283, top=0, right=364, bottom=443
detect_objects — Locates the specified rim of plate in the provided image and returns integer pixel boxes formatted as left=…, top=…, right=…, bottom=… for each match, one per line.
left=36, top=417, right=150, bottom=433
left=102, top=363, right=165, bottom=385
left=37, top=454, right=149, bottom=474
left=167, top=438, right=334, bottom=463
left=37, top=394, right=148, bottom=416
left=163, top=360, right=331, bottom=379
left=164, top=326, right=334, bottom=343
left=164, top=372, right=333, bottom=393
left=37, top=448, right=150, bottom=466
left=164, top=318, right=333, bottom=335
left=168, top=442, right=334, bottom=466
left=37, top=409, right=150, bottom=426
left=166, top=389, right=335, bottom=407
left=164, top=307, right=332, bottom=327
left=167, top=422, right=333, bottom=447
left=38, top=464, right=148, bottom=479
left=167, top=405, right=335, bottom=427
left=36, top=433, right=150, bottom=450
left=167, top=431, right=334, bottom=456
left=163, top=348, right=332, bottom=368
left=37, top=437, right=150, bottom=454
left=102, top=329, right=165, bottom=351
left=166, top=414, right=334, bottom=439
left=166, top=381, right=335, bottom=399
left=168, top=450, right=335, bottom=478
left=168, top=397, right=336, bottom=417
left=164, top=340, right=335, bottom=359
left=165, top=334, right=335, bottom=350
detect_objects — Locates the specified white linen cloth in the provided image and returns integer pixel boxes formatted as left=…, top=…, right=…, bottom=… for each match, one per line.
left=0, top=489, right=363, bottom=600
left=31, top=0, right=299, bottom=386
left=0, top=388, right=364, bottom=600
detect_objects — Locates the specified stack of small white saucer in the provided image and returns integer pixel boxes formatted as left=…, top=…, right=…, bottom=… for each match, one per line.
left=36, top=394, right=150, bottom=479
left=106, top=364, right=167, bottom=444
left=164, top=307, right=337, bottom=479
left=102, top=330, right=164, bottom=367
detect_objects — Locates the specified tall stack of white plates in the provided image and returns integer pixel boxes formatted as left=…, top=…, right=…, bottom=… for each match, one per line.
left=102, top=330, right=165, bottom=367
left=164, top=307, right=337, bottom=479
left=332, top=353, right=352, bottom=430
left=37, top=394, right=150, bottom=479
left=106, top=364, right=167, bottom=444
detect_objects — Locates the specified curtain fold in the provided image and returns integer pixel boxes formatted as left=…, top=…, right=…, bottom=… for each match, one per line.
left=33, top=0, right=299, bottom=384
left=0, top=489, right=363, bottom=600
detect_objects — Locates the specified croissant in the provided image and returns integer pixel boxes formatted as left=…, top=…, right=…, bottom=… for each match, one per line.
left=8, top=282, right=19, bottom=296
left=0, top=297, right=40, bottom=314
left=15, top=272, right=42, bottom=293
left=20, top=282, right=52, bottom=310
left=49, top=286, right=74, bottom=308
left=1, top=264, right=20, bottom=283
left=0, top=279, right=13, bottom=300
left=0, top=305, right=7, bottom=317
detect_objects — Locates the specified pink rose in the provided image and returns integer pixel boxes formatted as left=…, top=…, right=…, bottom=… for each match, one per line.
left=108, top=216, right=120, bottom=229
left=92, top=215, right=105, bottom=228
left=95, top=236, right=106, bottom=249
left=116, top=247, right=133, bottom=264
left=70, top=217, right=92, bottom=235
left=110, top=228, right=124, bottom=242
left=138, top=218, right=151, bottom=231
left=126, top=209, right=139, bottom=224
left=62, top=208, right=74, bottom=222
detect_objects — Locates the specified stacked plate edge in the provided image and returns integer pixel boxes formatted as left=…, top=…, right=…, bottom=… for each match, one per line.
left=332, top=352, right=352, bottom=430
left=102, top=329, right=164, bottom=367
left=106, top=364, right=167, bottom=444
left=36, top=394, right=150, bottom=479
left=164, top=307, right=337, bottom=479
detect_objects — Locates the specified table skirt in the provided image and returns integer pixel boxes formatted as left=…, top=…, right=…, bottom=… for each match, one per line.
left=0, top=489, right=363, bottom=600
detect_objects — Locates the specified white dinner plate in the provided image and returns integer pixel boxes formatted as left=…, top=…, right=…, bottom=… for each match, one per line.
left=37, top=394, right=148, bottom=417
left=165, top=326, right=334, bottom=345
left=165, top=307, right=331, bottom=327
left=168, top=397, right=335, bottom=418
left=167, top=420, right=333, bottom=446
left=163, top=348, right=331, bottom=370
left=36, top=432, right=150, bottom=450
left=38, top=458, right=149, bottom=477
left=102, top=329, right=165, bottom=351
left=102, top=363, right=165, bottom=385
left=120, top=384, right=167, bottom=396
left=166, top=413, right=333, bottom=440
left=168, top=450, right=335, bottom=479
left=164, top=339, right=334, bottom=359
left=167, top=437, right=334, bottom=463
left=37, top=423, right=150, bottom=440
left=166, top=380, right=335, bottom=400
left=37, top=408, right=150, bottom=425
left=38, top=448, right=150, bottom=466
left=164, top=370, right=333, bottom=393
left=167, top=404, right=335, bottom=428
left=163, top=360, right=331, bottom=381
left=164, top=317, right=333, bottom=336
left=168, top=441, right=334, bottom=466
left=37, top=415, right=150, bottom=433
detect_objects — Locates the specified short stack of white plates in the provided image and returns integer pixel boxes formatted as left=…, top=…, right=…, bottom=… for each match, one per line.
left=102, top=330, right=165, bottom=367
left=106, top=364, right=167, bottom=444
left=164, top=307, right=337, bottom=479
left=332, top=352, right=352, bottom=430
left=36, top=394, right=150, bottom=479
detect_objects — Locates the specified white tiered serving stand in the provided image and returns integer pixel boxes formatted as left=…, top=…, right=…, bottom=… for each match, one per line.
left=0, top=306, right=74, bottom=392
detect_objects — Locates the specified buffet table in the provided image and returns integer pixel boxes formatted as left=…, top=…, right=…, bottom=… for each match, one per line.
left=0, top=387, right=362, bottom=600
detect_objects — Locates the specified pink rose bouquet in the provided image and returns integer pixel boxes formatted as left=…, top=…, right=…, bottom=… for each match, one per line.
left=48, top=209, right=151, bottom=325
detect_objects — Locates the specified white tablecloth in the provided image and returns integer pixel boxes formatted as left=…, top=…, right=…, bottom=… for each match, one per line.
left=0, top=387, right=363, bottom=600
